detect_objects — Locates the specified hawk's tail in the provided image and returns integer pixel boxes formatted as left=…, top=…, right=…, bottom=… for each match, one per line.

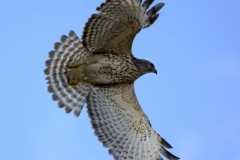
left=44, top=30, right=92, bottom=117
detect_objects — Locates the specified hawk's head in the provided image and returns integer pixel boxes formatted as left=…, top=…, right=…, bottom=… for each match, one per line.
left=133, top=57, right=157, bottom=75
left=145, top=60, right=157, bottom=75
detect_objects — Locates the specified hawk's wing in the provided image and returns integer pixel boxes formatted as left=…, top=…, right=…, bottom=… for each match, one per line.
left=82, top=0, right=164, bottom=55
left=87, top=83, right=179, bottom=160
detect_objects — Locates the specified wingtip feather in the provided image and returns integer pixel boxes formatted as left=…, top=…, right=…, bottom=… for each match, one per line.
left=159, top=147, right=180, bottom=160
left=146, top=2, right=165, bottom=16
left=150, top=13, right=160, bottom=24
left=142, top=0, right=155, bottom=11
left=161, top=138, right=173, bottom=149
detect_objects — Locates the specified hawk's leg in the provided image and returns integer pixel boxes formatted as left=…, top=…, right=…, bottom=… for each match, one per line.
left=67, top=79, right=83, bottom=86
left=67, top=63, right=87, bottom=86
left=68, top=63, right=87, bottom=69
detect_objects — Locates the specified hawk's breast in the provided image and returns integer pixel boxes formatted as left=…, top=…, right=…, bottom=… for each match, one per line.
left=83, top=54, right=141, bottom=84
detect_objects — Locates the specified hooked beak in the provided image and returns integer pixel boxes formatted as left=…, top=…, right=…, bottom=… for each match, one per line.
left=153, top=68, right=157, bottom=75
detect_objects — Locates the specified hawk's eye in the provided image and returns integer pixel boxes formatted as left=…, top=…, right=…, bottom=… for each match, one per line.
left=150, top=63, right=154, bottom=68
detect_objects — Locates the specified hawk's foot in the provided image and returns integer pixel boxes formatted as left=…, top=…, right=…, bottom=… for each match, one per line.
left=68, top=62, right=87, bottom=69
left=67, top=79, right=83, bottom=86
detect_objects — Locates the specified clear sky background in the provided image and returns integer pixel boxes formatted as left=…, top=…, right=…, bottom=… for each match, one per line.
left=0, top=0, right=240, bottom=160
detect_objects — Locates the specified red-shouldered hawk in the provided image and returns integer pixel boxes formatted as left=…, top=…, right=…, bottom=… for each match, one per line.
left=44, top=0, right=179, bottom=159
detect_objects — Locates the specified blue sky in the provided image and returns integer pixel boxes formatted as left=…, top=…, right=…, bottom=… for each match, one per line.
left=0, top=0, right=240, bottom=159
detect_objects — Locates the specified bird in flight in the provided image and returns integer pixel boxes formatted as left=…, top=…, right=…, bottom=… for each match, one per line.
left=44, top=0, right=179, bottom=159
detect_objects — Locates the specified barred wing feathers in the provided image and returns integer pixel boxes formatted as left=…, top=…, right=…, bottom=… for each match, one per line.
left=82, top=0, right=165, bottom=55
left=87, top=83, right=179, bottom=160
left=44, top=30, right=92, bottom=117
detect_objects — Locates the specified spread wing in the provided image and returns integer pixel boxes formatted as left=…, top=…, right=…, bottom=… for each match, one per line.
left=87, top=83, right=179, bottom=160
left=82, top=0, right=165, bottom=55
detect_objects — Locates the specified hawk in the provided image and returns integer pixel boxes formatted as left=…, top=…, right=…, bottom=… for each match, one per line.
left=44, top=0, right=179, bottom=159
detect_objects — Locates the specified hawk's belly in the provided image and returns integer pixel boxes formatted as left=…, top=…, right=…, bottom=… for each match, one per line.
left=68, top=55, right=140, bottom=85
left=83, top=62, right=139, bottom=84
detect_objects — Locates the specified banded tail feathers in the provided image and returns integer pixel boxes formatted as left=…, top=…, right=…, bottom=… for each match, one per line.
left=44, top=30, right=92, bottom=117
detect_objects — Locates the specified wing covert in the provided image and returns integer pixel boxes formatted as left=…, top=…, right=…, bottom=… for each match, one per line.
left=87, top=83, right=179, bottom=160
left=82, top=0, right=165, bottom=55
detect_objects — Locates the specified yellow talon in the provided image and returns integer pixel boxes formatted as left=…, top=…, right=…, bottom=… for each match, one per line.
left=67, top=62, right=87, bottom=86
left=67, top=79, right=82, bottom=86
left=69, top=63, right=87, bottom=69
